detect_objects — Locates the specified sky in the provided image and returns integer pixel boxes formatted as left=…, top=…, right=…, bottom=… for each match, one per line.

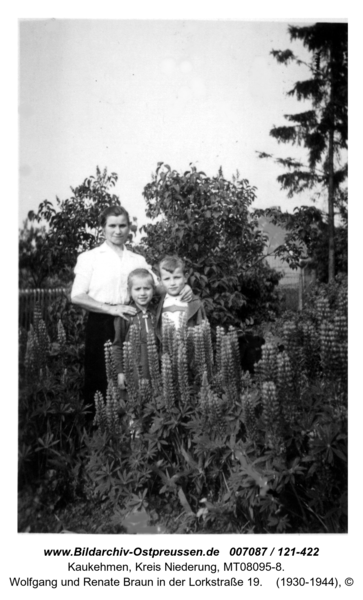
left=19, top=19, right=319, bottom=233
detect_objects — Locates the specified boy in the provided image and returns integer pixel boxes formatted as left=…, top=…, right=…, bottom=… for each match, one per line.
left=155, top=255, right=205, bottom=340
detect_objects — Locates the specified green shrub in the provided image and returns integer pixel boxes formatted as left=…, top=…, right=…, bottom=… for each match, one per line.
left=139, top=164, right=281, bottom=328
left=20, top=167, right=136, bottom=288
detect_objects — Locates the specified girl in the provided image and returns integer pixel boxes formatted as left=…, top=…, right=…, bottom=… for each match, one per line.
left=112, top=268, right=157, bottom=390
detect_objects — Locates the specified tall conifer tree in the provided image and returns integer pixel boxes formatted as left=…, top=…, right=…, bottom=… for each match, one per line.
left=258, top=22, right=347, bottom=282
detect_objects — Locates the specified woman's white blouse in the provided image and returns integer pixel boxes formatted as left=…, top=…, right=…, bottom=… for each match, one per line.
left=71, top=242, right=157, bottom=304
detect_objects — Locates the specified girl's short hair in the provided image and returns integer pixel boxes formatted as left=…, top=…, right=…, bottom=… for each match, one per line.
left=127, top=268, right=155, bottom=290
left=98, top=205, right=131, bottom=227
left=159, top=255, right=185, bottom=274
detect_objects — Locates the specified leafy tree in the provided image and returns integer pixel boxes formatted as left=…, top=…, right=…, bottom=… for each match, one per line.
left=139, top=163, right=280, bottom=328
left=254, top=203, right=347, bottom=283
left=20, top=167, right=136, bottom=287
left=257, top=22, right=348, bottom=282
left=19, top=221, right=53, bottom=288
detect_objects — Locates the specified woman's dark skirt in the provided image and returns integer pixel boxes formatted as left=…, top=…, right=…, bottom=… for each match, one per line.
left=84, top=312, right=115, bottom=417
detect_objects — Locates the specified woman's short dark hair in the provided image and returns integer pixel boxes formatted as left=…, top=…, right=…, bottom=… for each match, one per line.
left=98, top=205, right=131, bottom=227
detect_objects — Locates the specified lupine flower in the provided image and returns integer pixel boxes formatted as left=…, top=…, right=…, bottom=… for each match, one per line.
left=192, top=325, right=207, bottom=380
left=162, top=353, right=175, bottom=408
left=221, top=335, right=238, bottom=404
left=93, top=390, right=106, bottom=430
left=24, top=325, right=41, bottom=375
left=57, top=319, right=67, bottom=354
left=123, top=341, right=138, bottom=407
left=316, top=296, right=331, bottom=322
left=146, top=330, right=162, bottom=397
left=257, top=342, right=278, bottom=384
left=228, top=326, right=241, bottom=390
left=215, top=326, right=225, bottom=372
left=202, top=320, right=214, bottom=381
left=177, top=340, right=190, bottom=405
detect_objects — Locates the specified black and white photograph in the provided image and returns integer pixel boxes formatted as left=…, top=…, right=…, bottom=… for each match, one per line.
left=7, top=6, right=359, bottom=596
left=18, top=17, right=348, bottom=534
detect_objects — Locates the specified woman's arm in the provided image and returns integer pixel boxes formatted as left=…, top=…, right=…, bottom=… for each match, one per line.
left=180, top=284, right=193, bottom=302
left=71, top=251, right=136, bottom=317
left=71, top=293, right=137, bottom=318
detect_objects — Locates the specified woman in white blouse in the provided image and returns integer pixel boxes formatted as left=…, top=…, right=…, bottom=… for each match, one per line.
left=71, top=205, right=155, bottom=414
left=71, top=205, right=190, bottom=416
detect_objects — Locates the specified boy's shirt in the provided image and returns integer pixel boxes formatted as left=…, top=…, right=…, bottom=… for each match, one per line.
left=162, top=293, right=188, bottom=330
left=154, top=293, right=206, bottom=341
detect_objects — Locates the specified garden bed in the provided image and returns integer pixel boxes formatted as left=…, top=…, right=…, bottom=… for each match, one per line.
left=19, top=279, right=347, bottom=535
